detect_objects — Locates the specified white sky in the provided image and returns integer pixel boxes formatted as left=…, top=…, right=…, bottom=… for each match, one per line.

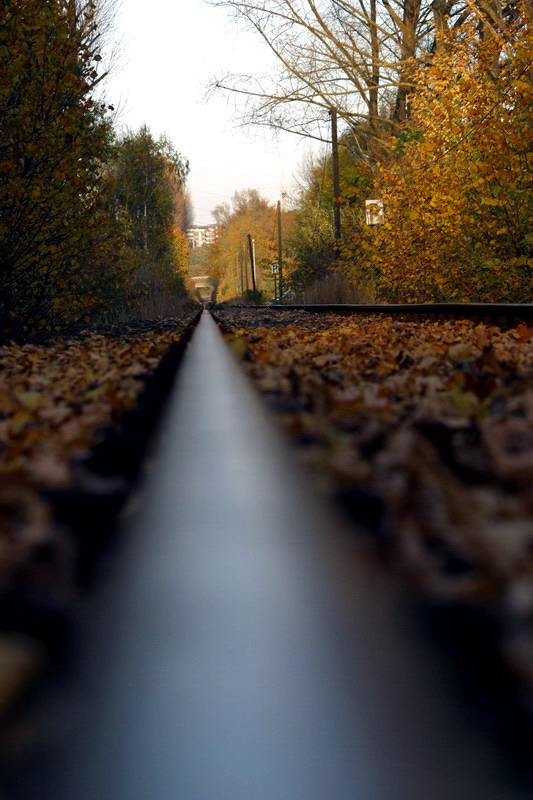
left=104, top=0, right=316, bottom=225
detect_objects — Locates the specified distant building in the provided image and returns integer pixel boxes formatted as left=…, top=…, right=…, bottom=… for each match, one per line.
left=187, top=224, right=219, bottom=248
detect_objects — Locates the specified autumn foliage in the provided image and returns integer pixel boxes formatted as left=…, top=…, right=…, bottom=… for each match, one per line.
left=0, top=0, right=133, bottom=340
left=284, top=5, right=533, bottom=304
left=0, top=4, right=194, bottom=342
left=0, top=314, right=196, bottom=589
left=210, top=190, right=291, bottom=301
left=372, top=13, right=533, bottom=302
left=108, top=126, right=192, bottom=316
left=219, top=307, right=533, bottom=689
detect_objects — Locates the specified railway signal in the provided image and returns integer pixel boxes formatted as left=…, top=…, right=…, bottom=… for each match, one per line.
left=365, top=199, right=384, bottom=226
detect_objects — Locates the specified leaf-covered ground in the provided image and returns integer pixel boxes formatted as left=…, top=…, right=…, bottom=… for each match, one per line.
left=0, top=315, right=197, bottom=570
left=0, top=313, right=196, bottom=727
left=217, top=308, right=533, bottom=693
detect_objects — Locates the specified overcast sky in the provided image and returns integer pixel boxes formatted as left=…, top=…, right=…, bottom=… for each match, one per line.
left=104, top=0, right=317, bottom=225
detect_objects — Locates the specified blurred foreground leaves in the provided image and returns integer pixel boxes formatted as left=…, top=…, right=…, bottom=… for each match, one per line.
left=0, top=314, right=196, bottom=734
left=219, top=309, right=533, bottom=691
left=0, top=318, right=193, bottom=586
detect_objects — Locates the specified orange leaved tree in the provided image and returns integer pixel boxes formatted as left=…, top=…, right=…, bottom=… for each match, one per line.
left=372, top=11, right=533, bottom=302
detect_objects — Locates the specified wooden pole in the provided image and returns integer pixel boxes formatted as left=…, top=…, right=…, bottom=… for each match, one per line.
left=244, top=246, right=249, bottom=292
left=247, top=234, right=257, bottom=293
left=330, top=109, right=341, bottom=262
left=277, top=200, right=283, bottom=303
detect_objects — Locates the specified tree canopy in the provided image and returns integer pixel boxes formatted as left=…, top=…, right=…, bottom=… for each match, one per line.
left=215, top=0, right=533, bottom=302
left=0, top=0, right=127, bottom=340
left=109, top=125, right=192, bottom=308
left=210, top=190, right=291, bottom=301
left=0, top=3, right=193, bottom=340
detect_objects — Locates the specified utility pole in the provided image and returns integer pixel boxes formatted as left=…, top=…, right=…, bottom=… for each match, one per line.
left=330, top=109, right=341, bottom=262
left=277, top=200, right=283, bottom=303
left=243, top=246, right=249, bottom=292
left=239, top=248, right=244, bottom=296
left=247, top=234, right=257, bottom=293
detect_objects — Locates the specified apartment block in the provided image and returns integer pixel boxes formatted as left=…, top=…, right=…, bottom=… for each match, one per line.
left=187, top=224, right=219, bottom=248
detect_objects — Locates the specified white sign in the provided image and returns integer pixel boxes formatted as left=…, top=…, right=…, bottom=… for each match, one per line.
left=365, top=199, right=384, bottom=226
left=271, top=263, right=280, bottom=275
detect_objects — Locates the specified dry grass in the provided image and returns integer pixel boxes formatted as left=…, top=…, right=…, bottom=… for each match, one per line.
left=135, top=283, right=194, bottom=319
left=301, top=273, right=374, bottom=305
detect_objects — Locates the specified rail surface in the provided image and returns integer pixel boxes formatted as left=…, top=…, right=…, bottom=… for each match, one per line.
left=8, top=311, right=530, bottom=799
left=232, top=301, right=533, bottom=322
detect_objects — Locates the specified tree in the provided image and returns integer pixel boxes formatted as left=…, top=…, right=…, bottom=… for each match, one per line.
left=286, top=132, right=375, bottom=293
left=208, top=0, right=437, bottom=153
left=372, top=10, right=533, bottom=301
left=0, top=0, right=128, bottom=341
left=109, top=125, right=192, bottom=311
left=210, top=190, right=282, bottom=300
left=208, top=0, right=532, bottom=304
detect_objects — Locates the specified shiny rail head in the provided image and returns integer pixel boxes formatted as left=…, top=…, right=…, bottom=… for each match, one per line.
left=4, top=311, right=532, bottom=800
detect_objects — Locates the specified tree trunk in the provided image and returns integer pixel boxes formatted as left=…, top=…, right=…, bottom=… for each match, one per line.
left=369, top=0, right=380, bottom=138
left=393, top=0, right=422, bottom=126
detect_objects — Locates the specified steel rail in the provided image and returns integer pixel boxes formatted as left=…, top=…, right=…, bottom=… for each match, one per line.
left=8, top=311, right=530, bottom=799
left=230, top=301, right=533, bottom=323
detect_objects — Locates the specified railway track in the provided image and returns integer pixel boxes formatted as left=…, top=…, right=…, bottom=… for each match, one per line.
left=4, top=306, right=533, bottom=799
left=234, top=301, right=533, bottom=324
